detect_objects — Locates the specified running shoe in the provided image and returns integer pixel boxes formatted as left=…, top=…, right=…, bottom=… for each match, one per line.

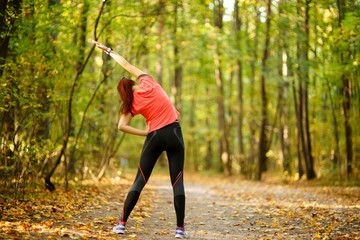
left=175, top=226, right=188, bottom=239
left=112, top=221, right=126, bottom=234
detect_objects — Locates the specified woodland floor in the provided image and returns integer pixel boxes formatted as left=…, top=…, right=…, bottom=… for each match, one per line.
left=1, top=172, right=360, bottom=240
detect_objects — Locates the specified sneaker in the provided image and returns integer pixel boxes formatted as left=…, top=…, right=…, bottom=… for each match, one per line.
left=175, top=226, right=188, bottom=239
left=113, top=221, right=126, bottom=234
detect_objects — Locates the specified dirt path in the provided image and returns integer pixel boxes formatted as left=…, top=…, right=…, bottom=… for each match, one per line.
left=1, top=173, right=359, bottom=240
left=112, top=174, right=360, bottom=240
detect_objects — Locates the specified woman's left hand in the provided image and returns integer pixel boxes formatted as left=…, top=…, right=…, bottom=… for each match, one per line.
left=92, top=40, right=107, bottom=51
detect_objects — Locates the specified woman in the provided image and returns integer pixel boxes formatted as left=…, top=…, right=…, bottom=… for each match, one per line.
left=93, top=40, right=188, bottom=239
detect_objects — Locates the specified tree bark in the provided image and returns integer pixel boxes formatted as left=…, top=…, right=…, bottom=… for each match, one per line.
left=156, top=0, right=165, bottom=86
left=256, top=0, right=271, bottom=181
left=246, top=1, right=260, bottom=179
left=277, top=0, right=291, bottom=175
left=205, top=86, right=213, bottom=170
left=234, top=0, right=245, bottom=175
left=172, top=0, right=183, bottom=114
left=325, top=77, right=341, bottom=173
left=213, top=0, right=231, bottom=176
left=294, top=0, right=316, bottom=180
left=302, top=0, right=316, bottom=179
left=337, top=0, right=353, bottom=179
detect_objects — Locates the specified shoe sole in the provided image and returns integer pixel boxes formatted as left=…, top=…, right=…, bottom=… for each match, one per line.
left=113, top=228, right=125, bottom=234
left=175, top=233, right=188, bottom=238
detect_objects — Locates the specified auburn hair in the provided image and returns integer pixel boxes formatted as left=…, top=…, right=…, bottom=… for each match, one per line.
left=117, top=77, right=137, bottom=114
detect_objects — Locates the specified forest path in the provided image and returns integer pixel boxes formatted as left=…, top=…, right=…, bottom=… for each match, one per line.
left=1, top=173, right=359, bottom=240
left=118, top=174, right=360, bottom=240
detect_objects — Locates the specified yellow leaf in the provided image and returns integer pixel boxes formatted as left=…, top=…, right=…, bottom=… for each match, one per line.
left=104, top=216, right=117, bottom=222
left=133, top=216, right=144, bottom=221
left=314, top=232, right=321, bottom=239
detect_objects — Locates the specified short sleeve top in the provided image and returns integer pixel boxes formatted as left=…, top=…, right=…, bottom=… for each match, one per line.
left=131, top=74, right=180, bottom=132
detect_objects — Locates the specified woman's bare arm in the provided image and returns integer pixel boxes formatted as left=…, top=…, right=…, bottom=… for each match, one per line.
left=118, top=112, right=149, bottom=136
left=92, top=40, right=146, bottom=78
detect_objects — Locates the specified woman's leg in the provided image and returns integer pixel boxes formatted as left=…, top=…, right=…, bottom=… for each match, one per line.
left=120, top=131, right=163, bottom=223
left=165, top=124, right=185, bottom=228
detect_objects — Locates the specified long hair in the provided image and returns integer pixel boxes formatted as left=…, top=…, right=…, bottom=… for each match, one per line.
left=117, top=77, right=137, bottom=114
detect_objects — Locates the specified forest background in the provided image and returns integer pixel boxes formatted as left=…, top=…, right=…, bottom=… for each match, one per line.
left=1, top=0, right=359, bottom=198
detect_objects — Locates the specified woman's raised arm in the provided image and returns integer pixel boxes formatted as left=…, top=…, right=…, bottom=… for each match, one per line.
left=92, top=40, right=146, bottom=78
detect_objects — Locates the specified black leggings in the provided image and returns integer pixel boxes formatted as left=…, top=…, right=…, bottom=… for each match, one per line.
left=120, top=122, right=185, bottom=227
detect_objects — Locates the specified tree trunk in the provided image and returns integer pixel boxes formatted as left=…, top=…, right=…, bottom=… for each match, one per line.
left=234, top=0, right=245, bottom=175
left=205, top=87, right=213, bottom=170
left=156, top=0, right=165, bottom=86
left=294, top=0, right=316, bottom=180
left=256, top=0, right=271, bottom=181
left=302, top=0, right=316, bottom=179
left=213, top=0, right=231, bottom=176
left=277, top=0, right=291, bottom=175
left=291, top=57, right=305, bottom=179
left=156, top=0, right=167, bottom=167
left=337, top=0, right=353, bottom=179
left=172, top=0, right=183, bottom=114
left=189, top=81, right=198, bottom=171
left=325, top=77, right=341, bottom=173
left=246, top=1, right=260, bottom=179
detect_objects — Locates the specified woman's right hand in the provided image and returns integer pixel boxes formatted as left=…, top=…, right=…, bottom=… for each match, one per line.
left=92, top=40, right=107, bottom=51
left=146, top=121, right=151, bottom=135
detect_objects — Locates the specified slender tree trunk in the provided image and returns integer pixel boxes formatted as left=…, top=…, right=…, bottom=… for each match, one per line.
left=246, top=1, right=260, bottom=179
left=234, top=0, right=245, bottom=175
left=281, top=0, right=291, bottom=175
left=295, top=0, right=316, bottom=180
left=213, top=0, right=231, bottom=176
left=337, top=0, right=353, bottom=179
left=205, top=87, right=213, bottom=170
left=256, top=0, right=271, bottom=180
left=342, top=75, right=352, bottom=178
left=156, top=0, right=165, bottom=86
left=302, top=0, right=316, bottom=179
left=172, top=0, right=183, bottom=114
left=156, top=0, right=167, bottom=167
left=325, top=77, right=341, bottom=173
left=75, top=2, right=89, bottom=72
left=189, top=81, right=198, bottom=171
left=277, top=0, right=290, bottom=174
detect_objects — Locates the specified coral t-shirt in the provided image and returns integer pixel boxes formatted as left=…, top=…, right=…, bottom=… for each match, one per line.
left=131, top=74, right=180, bottom=133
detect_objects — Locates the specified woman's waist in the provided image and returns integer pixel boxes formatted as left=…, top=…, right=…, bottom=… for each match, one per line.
left=148, top=119, right=180, bottom=133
